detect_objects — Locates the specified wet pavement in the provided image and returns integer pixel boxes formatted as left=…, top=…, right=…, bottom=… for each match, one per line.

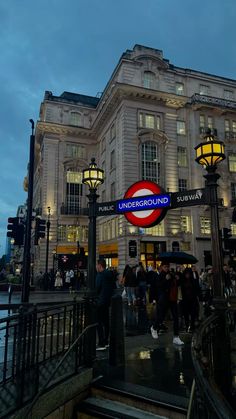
left=95, top=303, right=194, bottom=401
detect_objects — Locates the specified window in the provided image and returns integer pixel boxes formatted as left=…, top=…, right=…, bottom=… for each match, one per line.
left=231, top=183, right=236, bottom=200
left=180, top=216, right=192, bottom=233
left=66, top=144, right=86, bottom=159
left=177, top=121, right=186, bottom=135
left=199, top=85, right=210, bottom=95
left=178, top=179, right=187, bottom=191
left=66, top=170, right=83, bottom=214
left=177, top=147, right=187, bottom=167
left=200, top=217, right=211, bottom=234
left=139, top=113, right=160, bottom=130
left=143, top=222, right=164, bottom=236
left=225, top=120, right=230, bottom=132
left=181, top=242, right=191, bottom=251
left=200, top=115, right=205, bottom=128
left=229, top=154, right=236, bottom=172
left=58, top=225, right=88, bottom=242
left=110, top=123, right=116, bottom=140
left=231, top=224, right=236, bottom=235
left=233, top=121, right=236, bottom=133
left=111, top=182, right=115, bottom=200
left=110, top=150, right=115, bottom=170
left=207, top=116, right=213, bottom=129
left=142, top=142, right=160, bottom=183
left=224, top=90, right=234, bottom=100
left=175, top=82, right=184, bottom=95
left=143, top=71, right=155, bottom=89
left=70, top=112, right=82, bottom=126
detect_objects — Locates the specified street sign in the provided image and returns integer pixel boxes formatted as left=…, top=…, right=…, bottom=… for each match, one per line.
left=129, top=240, right=137, bottom=258
left=119, top=180, right=170, bottom=227
left=171, top=188, right=207, bottom=208
left=96, top=201, right=116, bottom=216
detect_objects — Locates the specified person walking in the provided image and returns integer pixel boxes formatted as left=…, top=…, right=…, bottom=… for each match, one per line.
left=54, top=270, right=63, bottom=289
left=123, top=265, right=137, bottom=306
left=150, top=263, right=184, bottom=345
left=181, top=268, right=200, bottom=332
left=96, top=259, right=116, bottom=350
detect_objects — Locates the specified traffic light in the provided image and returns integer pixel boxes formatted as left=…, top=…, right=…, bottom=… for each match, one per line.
left=34, top=218, right=46, bottom=245
left=222, top=227, right=232, bottom=251
left=7, top=217, right=24, bottom=246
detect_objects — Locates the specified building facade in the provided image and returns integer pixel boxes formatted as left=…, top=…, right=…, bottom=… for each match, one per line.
left=32, top=44, right=236, bottom=274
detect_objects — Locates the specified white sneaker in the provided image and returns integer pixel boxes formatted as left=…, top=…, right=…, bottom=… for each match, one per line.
left=151, top=326, right=158, bottom=339
left=173, top=336, right=184, bottom=345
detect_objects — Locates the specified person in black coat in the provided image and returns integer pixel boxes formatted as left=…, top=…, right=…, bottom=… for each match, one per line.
left=180, top=268, right=200, bottom=332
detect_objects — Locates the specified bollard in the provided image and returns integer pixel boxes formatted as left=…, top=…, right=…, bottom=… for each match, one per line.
left=109, top=293, right=125, bottom=367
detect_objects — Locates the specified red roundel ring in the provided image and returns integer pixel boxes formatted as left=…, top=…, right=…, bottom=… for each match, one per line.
left=124, top=180, right=168, bottom=228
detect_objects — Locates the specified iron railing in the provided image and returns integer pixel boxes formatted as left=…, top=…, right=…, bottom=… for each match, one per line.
left=190, top=309, right=236, bottom=418
left=0, top=298, right=97, bottom=418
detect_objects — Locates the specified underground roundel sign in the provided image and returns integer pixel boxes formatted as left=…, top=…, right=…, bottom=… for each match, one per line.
left=118, top=180, right=170, bottom=228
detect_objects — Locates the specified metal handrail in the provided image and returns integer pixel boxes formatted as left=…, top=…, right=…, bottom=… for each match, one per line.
left=25, top=322, right=98, bottom=419
left=191, top=313, right=235, bottom=419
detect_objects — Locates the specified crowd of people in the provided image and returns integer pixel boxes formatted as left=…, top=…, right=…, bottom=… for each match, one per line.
left=35, top=269, right=86, bottom=291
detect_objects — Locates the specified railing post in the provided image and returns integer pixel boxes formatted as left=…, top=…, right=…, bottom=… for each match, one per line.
left=16, top=306, right=26, bottom=408
left=31, top=304, right=39, bottom=398
left=84, top=297, right=96, bottom=367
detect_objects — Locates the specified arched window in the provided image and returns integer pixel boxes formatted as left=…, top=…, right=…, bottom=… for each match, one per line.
left=70, top=112, right=82, bottom=126
left=141, top=141, right=160, bottom=183
left=143, top=71, right=155, bottom=89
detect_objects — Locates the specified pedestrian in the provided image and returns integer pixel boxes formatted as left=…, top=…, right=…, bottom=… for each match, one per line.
left=223, top=264, right=232, bottom=306
left=137, top=263, right=147, bottom=305
left=124, top=265, right=138, bottom=306
left=65, top=270, right=71, bottom=288
left=54, top=270, right=63, bottom=289
left=150, top=263, right=184, bottom=345
left=181, top=268, right=200, bottom=332
left=96, top=259, right=116, bottom=350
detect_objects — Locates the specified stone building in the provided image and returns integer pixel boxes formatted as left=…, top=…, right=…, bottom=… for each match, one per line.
left=33, top=44, right=236, bottom=274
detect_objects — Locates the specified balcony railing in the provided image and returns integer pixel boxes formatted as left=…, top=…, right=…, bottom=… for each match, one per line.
left=60, top=205, right=88, bottom=216
left=191, top=93, right=236, bottom=111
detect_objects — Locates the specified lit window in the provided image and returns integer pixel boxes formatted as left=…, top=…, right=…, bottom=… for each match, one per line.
left=110, top=150, right=115, bottom=170
left=139, top=113, right=160, bottom=130
left=142, top=142, right=160, bottom=183
left=207, top=116, right=213, bottom=129
left=231, top=224, right=236, bottom=235
left=176, top=83, right=184, bottom=95
left=225, top=120, right=230, bottom=132
left=177, top=121, right=186, bottom=135
left=180, top=216, right=192, bottom=233
left=200, top=115, right=205, bottom=128
left=231, top=183, right=236, bottom=200
left=58, top=225, right=88, bottom=242
left=233, top=121, right=236, bottom=133
left=181, top=242, right=191, bottom=251
left=143, top=222, right=164, bottom=236
left=143, top=71, right=155, bottom=89
left=66, top=144, right=86, bottom=159
left=66, top=170, right=83, bottom=215
left=70, top=112, right=82, bottom=126
left=178, top=179, right=187, bottom=191
left=200, top=217, right=211, bottom=234
left=224, top=90, right=234, bottom=100
left=177, top=147, right=187, bottom=167
left=229, top=154, right=236, bottom=172
left=199, top=85, right=210, bottom=95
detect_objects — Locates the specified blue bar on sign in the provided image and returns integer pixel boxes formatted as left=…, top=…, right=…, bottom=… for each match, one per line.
left=116, top=194, right=171, bottom=213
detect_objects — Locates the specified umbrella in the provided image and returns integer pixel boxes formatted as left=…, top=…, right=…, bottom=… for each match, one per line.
left=157, top=251, right=198, bottom=264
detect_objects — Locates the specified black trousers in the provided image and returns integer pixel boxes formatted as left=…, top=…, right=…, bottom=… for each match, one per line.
left=97, top=304, right=110, bottom=346
left=153, top=297, right=179, bottom=336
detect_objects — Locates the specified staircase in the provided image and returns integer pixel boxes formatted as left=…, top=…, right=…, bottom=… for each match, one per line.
left=76, top=377, right=188, bottom=419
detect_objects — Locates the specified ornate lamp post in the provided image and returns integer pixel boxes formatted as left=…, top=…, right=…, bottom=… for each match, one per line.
left=82, top=158, right=104, bottom=290
left=45, top=206, right=51, bottom=275
left=195, top=129, right=225, bottom=297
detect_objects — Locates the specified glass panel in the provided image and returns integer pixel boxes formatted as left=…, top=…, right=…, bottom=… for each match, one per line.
left=177, top=147, right=187, bottom=167
left=143, top=71, right=155, bottom=89
left=229, top=154, right=236, bottom=172
left=200, top=217, right=211, bottom=234
left=176, top=83, right=184, bottom=95
left=177, top=121, right=186, bottom=135
left=142, top=142, right=159, bottom=182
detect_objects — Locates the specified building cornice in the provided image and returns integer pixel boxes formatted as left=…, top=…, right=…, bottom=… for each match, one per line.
left=36, top=120, right=96, bottom=143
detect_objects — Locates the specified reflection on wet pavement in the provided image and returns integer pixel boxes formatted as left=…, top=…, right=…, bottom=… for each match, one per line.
left=96, top=303, right=194, bottom=399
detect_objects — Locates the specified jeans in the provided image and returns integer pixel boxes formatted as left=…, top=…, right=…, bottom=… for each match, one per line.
left=127, top=287, right=136, bottom=304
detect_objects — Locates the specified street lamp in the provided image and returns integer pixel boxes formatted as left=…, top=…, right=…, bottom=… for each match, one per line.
left=82, top=158, right=104, bottom=290
left=195, top=129, right=225, bottom=297
left=45, top=206, right=51, bottom=275
left=52, top=248, right=57, bottom=275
